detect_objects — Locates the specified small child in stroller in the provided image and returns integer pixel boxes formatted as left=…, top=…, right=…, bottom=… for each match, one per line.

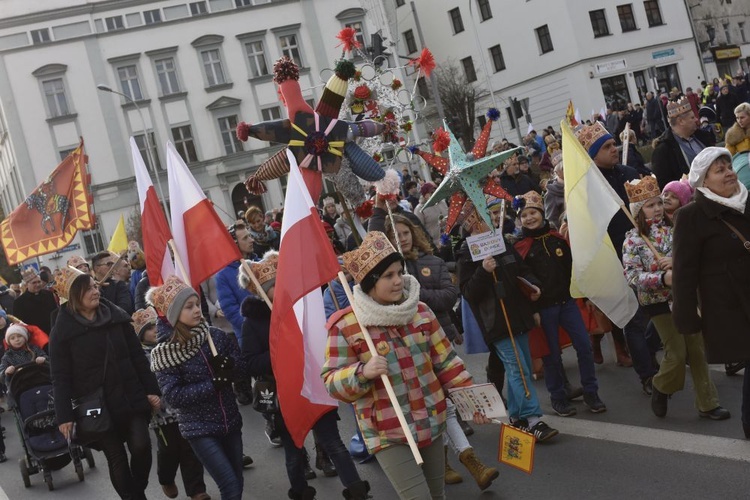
left=1, top=324, right=47, bottom=384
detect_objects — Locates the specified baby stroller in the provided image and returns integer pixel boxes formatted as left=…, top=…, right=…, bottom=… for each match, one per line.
left=7, top=362, right=95, bottom=490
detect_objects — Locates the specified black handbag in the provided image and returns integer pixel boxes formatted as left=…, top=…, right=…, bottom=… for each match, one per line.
left=72, top=335, right=112, bottom=444
left=251, top=376, right=280, bottom=414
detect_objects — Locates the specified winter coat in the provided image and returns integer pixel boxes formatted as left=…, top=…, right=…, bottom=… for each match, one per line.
left=134, top=271, right=150, bottom=311
left=141, top=344, right=179, bottom=428
left=152, top=320, right=244, bottom=439
left=645, top=96, right=662, bottom=122
left=13, top=289, right=57, bottom=335
left=622, top=221, right=673, bottom=316
left=598, top=164, right=641, bottom=258
left=49, top=298, right=160, bottom=429
left=513, top=223, right=572, bottom=309
left=499, top=172, right=541, bottom=198
left=323, top=275, right=472, bottom=453
left=0, top=344, right=47, bottom=384
left=0, top=285, right=15, bottom=315
left=621, top=144, right=650, bottom=177
left=725, top=124, right=750, bottom=157
left=240, top=297, right=272, bottom=377
left=324, top=279, right=351, bottom=320
left=672, top=191, right=750, bottom=363
left=99, top=278, right=134, bottom=315
left=651, top=128, right=716, bottom=189
left=404, top=254, right=459, bottom=341
left=458, top=239, right=540, bottom=346
left=215, top=261, right=252, bottom=343
left=543, top=180, right=565, bottom=229
left=716, top=92, right=742, bottom=129
left=415, top=200, right=448, bottom=247
left=129, top=269, right=144, bottom=305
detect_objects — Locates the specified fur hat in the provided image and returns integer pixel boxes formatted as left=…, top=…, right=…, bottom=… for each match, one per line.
left=54, top=266, right=87, bottom=301
left=66, top=255, right=89, bottom=270
left=146, top=275, right=198, bottom=327
left=624, top=176, right=661, bottom=217
left=575, top=122, right=613, bottom=159
left=342, top=231, right=398, bottom=284
left=21, top=267, right=38, bottom=284
left=662, top=180, right=694, bottom=208
left=666, top=98, right=692, bottom=119
left=132, top=307, right=158, bottom=339
left=688, top=147, right=732, bottom=188
left=237, top=251, right=279, bottom=296
left=6, top=323, right=28, bottom=343
left=513, top=191, right=545, bottom=216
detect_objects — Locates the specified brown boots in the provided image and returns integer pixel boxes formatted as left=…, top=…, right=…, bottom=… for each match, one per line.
left=591, top=334, right=604, bottom=364
left=444, top=446, right=463, bottom=484
left=458, top=448, right=499, bottom=491
left=590, top=333, right=633, bottom=367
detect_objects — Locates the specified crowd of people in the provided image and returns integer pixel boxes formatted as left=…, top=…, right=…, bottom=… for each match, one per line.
left=0, top=69, right=749, bottom=499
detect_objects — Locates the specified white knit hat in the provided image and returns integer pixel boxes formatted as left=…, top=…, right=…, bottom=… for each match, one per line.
left=5, top=323, right=29, bottom=343
left=688, top=147, right=732, bottom=188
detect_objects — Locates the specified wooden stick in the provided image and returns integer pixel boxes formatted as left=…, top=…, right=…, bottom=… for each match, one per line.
left=335, top=191, right=362, bottom=247
left=621, top=122, right=631, bottom=167
left=97, top=251, right=127, bottom=286
left=492, top=271, right=531, bottom=399
left=168, top=239, right=217, bottom=356
left=240, top=260, right=273, bottom=311
left=336, top=271, right=423, bottom=465
left=618, top=205, right=662, bottom=259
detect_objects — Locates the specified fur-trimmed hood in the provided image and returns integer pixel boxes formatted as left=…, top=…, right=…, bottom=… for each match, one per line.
left=725, top=123, right=749, bottom=147
left=351, top=274, right=421, bottom=328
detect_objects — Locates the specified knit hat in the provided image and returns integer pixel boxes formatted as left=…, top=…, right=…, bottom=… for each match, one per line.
left=146, top=275, right=198, bottom=327
left=624, top=176, right=661, bottom=217
left=21, top=267, right=38, bottom=283
left=6, top=323, right=28, bottom=343
left=54, top=266, right=87, bottom=301
left=132, top=307, right=158, bottom=339
left=66, top=255, right=89, bottom=270
left=512, top=191, right=545, bottom=216
left=342, top=231, right=399, bottom=284
left=666, top=98, right=692, bottom=119
left=662, top=180, right=694, bottom=208
left=237, top=251, right=279, bottom=296
left=575, top=122, right=613, bottom=159
left=420, top=182, right=437, bottom=197
left=486, top=195, right=503, bottom=213
left=688, top=147, right=732, bottom=188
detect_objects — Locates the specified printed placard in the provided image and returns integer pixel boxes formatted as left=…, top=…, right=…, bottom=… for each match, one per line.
left=498, top=423, right=536, bottom=474
left=465, top=231, right=506, bottom=262
left=448, top=383, right=507, bottom=421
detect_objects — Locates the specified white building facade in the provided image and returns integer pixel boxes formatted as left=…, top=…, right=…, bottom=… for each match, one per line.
left=0, top=0, right=373, bottom=267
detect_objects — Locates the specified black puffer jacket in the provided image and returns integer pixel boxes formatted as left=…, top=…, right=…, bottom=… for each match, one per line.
left=513, top=223, right=572, bottom=309
left=50, top=298, right=159, bottom=428
left=405, top=254, right=459, bottom=341
left=240, top=297, right=272, bottom=377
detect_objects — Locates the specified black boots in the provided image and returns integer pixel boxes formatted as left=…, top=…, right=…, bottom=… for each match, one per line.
left=342, top=480, right=371, bottom=500
left=315, top=446, right=337, bottom=477
left=288, top=486, right=316, bottom=500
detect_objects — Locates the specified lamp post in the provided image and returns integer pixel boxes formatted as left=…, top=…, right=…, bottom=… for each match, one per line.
left=96, top=84, right=170, bottom=221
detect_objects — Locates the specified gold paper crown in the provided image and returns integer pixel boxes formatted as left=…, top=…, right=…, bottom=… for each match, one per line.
left=238, top=251, right=279, bottom=296
left=21, top=267, right=38, bottom=283
left=516, top=191, right=545, bottom=214
left=551, top=151, right=563, bottom=168
left=66, top=255, right=89, bottom=270
left=146, top=275, right=191, bottom=318
left=624, top=176, right=661, bottom=204
left=53, top=266, right=87, bottom=301
left=132, top=307, right=158, bottom=336
left=342, top=231, right=398, bottom=284
left=666, top=98, right=692, bottom=118
left=574, top=122, right=610, bottom=152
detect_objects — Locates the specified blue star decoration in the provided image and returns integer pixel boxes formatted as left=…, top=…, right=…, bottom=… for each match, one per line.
left=422, top=123, right=523, bottom=230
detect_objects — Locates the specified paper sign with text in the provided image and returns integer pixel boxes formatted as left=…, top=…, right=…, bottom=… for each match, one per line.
left=465, top=231, right=506, bottom=262
left=498, top=423, right=536, bottom=474
left=448, top=383, right=507, bottom=421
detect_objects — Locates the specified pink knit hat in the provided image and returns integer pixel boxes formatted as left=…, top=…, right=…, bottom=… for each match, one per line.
left=662, top=180, right=694, bottom=208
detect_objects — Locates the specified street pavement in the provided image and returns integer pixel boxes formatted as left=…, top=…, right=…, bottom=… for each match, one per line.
left=1, top=332, right=750, bottom=499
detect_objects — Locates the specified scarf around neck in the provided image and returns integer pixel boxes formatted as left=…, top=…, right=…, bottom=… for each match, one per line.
left=150, top=321, right=209, bottom=372
left=698, top=182, right=748, bottom=214
left=352, top=274, right=421, bottom=328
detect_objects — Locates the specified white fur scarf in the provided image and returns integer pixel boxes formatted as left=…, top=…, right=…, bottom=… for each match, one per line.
left=352, top=274, right=421, bottom=328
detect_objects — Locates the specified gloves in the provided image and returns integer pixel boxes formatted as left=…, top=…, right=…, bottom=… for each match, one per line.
left=209, top=354, right=234, bottom=372
left=212, top=372, right=233, bottom=390
left=209, top=355, right=234, bottom=390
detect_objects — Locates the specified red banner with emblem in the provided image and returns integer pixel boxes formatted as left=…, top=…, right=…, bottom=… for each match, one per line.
left=1, top=139, right=93, bottom=264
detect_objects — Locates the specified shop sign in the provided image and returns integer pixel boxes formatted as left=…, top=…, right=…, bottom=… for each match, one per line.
left=652, top=48, right=676, bottom=61
left=595, top=59, right=627, bottom=75
left=713, top=47, right=742, bottom=60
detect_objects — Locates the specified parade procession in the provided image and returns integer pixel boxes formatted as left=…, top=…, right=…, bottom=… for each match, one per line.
left=0, top=0, right=750, bottom=499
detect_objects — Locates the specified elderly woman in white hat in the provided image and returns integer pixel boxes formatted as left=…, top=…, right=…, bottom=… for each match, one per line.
left=672, top=146, right=750, bottom=439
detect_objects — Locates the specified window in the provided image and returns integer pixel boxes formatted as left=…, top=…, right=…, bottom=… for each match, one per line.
left=403, top=29, right=417, bottom=54
left=279, top=34, right=302, bottom=66
left=144, top=9, right=161, bottom=25
left=235, top=0, right=252, bottom=6
left=536, top=25, right=554, bottom=54
left=31, top=28, right=50, bottom=44
left=105, top=15, right=124, bottom=31
left=117, top=65, right=143, bottom=100
left=344, top=21, right=366, bottom=50
left=171, top=125, right=198, bottom=163
left=201, top=49, right=226, bottom=86
left=244, top=41, right=269, bottom=78
left=190, top=2, right=208, bottom=15
left=58, top=148, right=76, bottom=161
left=656, top=64, right=681, bottom=97
left=740, top=22, right=747, bottom=44
left=133, top=132, right=162, bottom=171
left=600, top=75, right=631, bottom=111
left=449, top=8, right=464, bottom=34
left=416, top=77, right=430, bottom=99
left=461, top=56, right=477, bottom=82
left=43, top=78, right=69, bottom=117
left=155, top=57, right=180, bottom=95
left=477, top=0, right=492, bottom=21
left=617, top=4, right=637, bottom=32
left=261, top=106, right=281, bottom=121
left=589, top=10, right=609, bottom=37
left=82, top=223, right=105, bottom=255
left=218, top=116, right=243, bottom=155
left=395, top=0, right=405, bottom=6
left=723, top=23, right=731, bottom=44
left=489, top=45, right=505, bottom=72
left=643, top=1, right=663, bottom=27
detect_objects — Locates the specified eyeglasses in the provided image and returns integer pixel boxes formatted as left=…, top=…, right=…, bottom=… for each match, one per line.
left=96, top=261, right=114, bottom=268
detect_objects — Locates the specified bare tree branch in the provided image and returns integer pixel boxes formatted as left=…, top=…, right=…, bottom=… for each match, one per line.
left=434, top=59, right=489, bottom=150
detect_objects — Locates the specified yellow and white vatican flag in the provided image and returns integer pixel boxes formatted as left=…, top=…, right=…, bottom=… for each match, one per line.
left=561, top=121, right=638, bottom=328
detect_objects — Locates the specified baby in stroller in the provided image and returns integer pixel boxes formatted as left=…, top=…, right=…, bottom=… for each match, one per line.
left=1, top=324, right=47, bottom=383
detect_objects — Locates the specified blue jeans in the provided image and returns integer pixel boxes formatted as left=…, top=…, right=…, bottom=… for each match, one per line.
left=620, top=303, right=659, bottom=381
left=278, top=409, right=361, bottom=494
left=492, top=333, right=543, bottom=420
left=189, top=430, right=244, bottom=500
left=539, top=299, right=598, bottom=401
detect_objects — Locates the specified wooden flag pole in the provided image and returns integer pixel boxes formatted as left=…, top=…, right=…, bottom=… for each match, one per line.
left=97, top=250, right=127, bottom=286
left=168, top=239, right=218, bottom=356
left=240, top=260, right=273, bottom=311
left=336, top=271, right=423, bottom=465
left=621, top=122, right=631, bottom=167
left=491, top=271, right=531, bottom=399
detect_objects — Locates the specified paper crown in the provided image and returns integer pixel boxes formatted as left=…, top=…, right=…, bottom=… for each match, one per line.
left=513, top=191, right=545, bottom=215
left=666, top=98, right=692, bottom=118
left=21, top=267, right=38, bottom=283
left=132, top=307, right=158, bottom=337
left=238, top=251, right=279, bottom=296
left=145, top=275, right=197, bottom=327
left=322, top=197, right=336, bottom=207
left=551, top=151, right=563, bottom=168
left=624, top=176, right=661, bottom=204
left=342, top=231, right=398, bottom=284
left=54, top=266, right=87, bottom=301
left=575, top=122, right=612, bottom=158
left=66, top=255, right=89, bottom=270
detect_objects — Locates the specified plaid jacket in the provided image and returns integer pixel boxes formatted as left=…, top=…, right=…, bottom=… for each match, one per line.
left=323, top=302, right=472, bottom=453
